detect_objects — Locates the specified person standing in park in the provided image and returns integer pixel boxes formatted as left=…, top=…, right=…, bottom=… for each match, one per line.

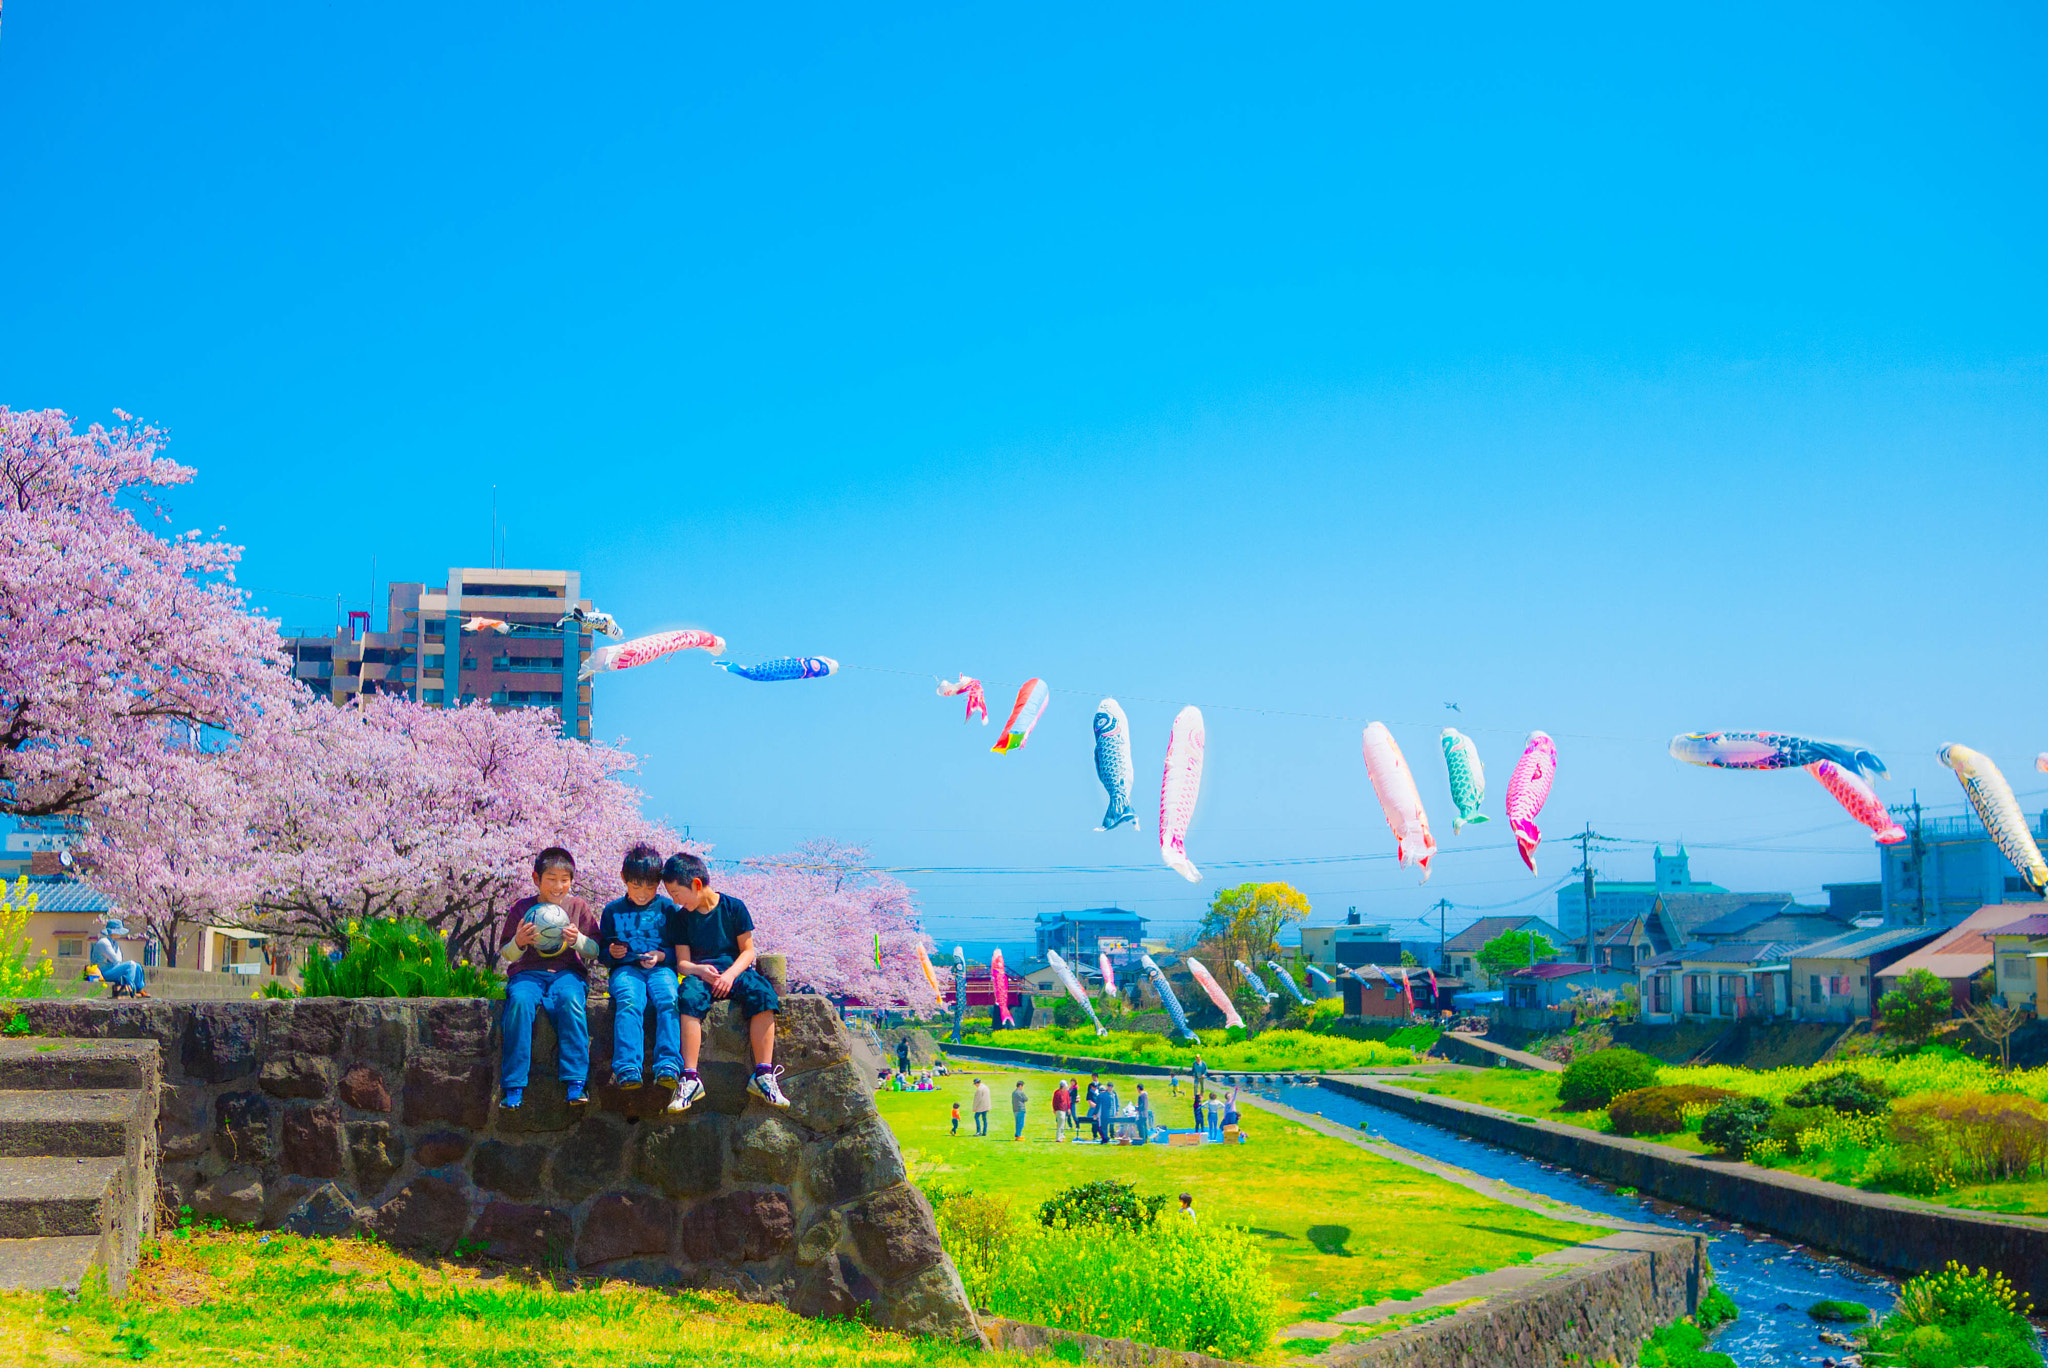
left=1011, top=1079, right=1029, bottom=1139
left=971, top=1077, right=991, bottom=1135
left=1191, top=1087, right=1205, bottom=1130
left=1191, top=1054, right=1208, bottom=1092
left=90, top=917, right=147, bottom=998
left=950, top=1100, right=961, bottom=1134
left=599, top=844, right=683, bottom=1093
left=896, top=1035, right=911, bottom=1076
left=1134, top=1082, right=1154, bottom=1145
left=1097, top=1077, right=1119, bottom=1145
left=661, top=851, right=789, bottom=1110
left=496, top=847, right=598, bottom=1110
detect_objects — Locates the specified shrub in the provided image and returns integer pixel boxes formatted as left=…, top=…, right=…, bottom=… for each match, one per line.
left=1808, top=1300, right=1871, bottom=1323
left=1608, top=1085, right=1742, bottom=1137
left=1786, top=1070, right=1893, bottom=1116
left=0, top=878, right=54, bottom=999
left=1038, top=1180, right=1168, bottom=1231
left=1558, top=1048, right=1661, bottom=1111
left=1863, top=1262, right=2041, bottom=1368
left=1878, top=968, right=1954, bottom=1047
left=1696, top=1286, right=1739, bottom=1332
left=1889, top=1091, right=2048, bottom=1183
left=934, top=1191, right=1013, bottom=1291
left=302, top=917, right=501, bottom=999
left=1699, top=1096, right=1775, bottom=1158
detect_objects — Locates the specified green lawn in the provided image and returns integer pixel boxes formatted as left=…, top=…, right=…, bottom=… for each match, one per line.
left=879, top=1070, right=1609, bottom=1323
left=950, top=1026, right=1428, bottom=1073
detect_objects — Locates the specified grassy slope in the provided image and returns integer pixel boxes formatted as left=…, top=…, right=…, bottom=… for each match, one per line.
left=878, top=1071, right=1607, bottom=1323
left=950, top=1027, right=1422, bottom=1072
left=0, top=1232, right=1015, bottom=1367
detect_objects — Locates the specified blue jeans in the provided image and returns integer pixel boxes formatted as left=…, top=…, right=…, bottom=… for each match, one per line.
left=610, top=964, right=681, bottom=1082
left=102, top=963, right=144, bottom=994
left=1013, top=1111, right=1026, bottom=1138
left=500, top=970, right=589, bottom=1091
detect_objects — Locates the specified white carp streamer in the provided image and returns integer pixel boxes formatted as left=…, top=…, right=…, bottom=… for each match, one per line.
left=580, top=629, right=725, bottom=681
left=1362, top=722, right=1435, bottom=883
left=1159, top=706, right=1206, bottom=882
left=1045, top=950, right=1106, bottom=1035
left=1940, top=744, right=2048, bottom=894
left=1184, top=955, right=1244, bottom=1029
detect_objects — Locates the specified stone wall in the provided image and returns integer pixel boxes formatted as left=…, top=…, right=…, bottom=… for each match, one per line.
left=19, top=995, right=978, bottom=1340
left=1327, top=1077, right=2048, bottom=1307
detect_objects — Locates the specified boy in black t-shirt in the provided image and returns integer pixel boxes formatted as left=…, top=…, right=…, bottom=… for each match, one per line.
left=660, top=851, right=787, bottom=1112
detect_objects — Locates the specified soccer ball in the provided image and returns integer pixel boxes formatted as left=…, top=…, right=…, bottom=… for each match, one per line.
left=525, top=903, right=573, bottom=957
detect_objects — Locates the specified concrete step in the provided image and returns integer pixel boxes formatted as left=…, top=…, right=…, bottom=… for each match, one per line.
left=0, top=1039, right=155, bottom=1091
left=0, top=1157, right=126, bottom=1240
left=0, top=1235, right=103, bottom=1292
left=0, top=1090, right=147, bottom=1159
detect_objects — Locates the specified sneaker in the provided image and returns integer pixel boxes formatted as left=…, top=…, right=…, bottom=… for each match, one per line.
left=666, top=1075, right=706, bottom=1114
left=565, top=1082, right=588, bottom=1106
left=654, top=1073, right=680, bottom=1091
left=748, top=1066, right=791, bottom=1108
left=502, top=1088, right=525, bottom=1110
left=611, top=1073, right=643, bottom=1091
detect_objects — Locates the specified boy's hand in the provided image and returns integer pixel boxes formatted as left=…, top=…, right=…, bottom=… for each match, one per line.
left=609, top=942, right=628, bottom=960
left=711, top=968, right=739, bottom=1000
left=513, top=923, right=539, bottom=949
left=638, top=951, right=662, bottom=969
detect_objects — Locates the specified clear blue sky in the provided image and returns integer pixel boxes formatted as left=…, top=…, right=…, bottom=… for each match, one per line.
left=7, top=3, right=2046, bottom=951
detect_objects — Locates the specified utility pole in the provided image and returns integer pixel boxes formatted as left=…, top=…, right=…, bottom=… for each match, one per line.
left=1887, top=791, right=1927, bottom=926
left=1571, top=825, right=1609, bottom=966
left=1431, top=898, right=1452, bottom=970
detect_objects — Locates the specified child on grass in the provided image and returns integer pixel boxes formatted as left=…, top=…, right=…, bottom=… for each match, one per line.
left=497, top=847, right=599, bottom=1110
left=598, top=844, right=683, bottom=1093
left=658, top=851, right=789, bottom=1111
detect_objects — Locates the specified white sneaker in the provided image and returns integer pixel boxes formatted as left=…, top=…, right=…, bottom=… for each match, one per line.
left=748, top=1066, right=791, bottom=1107
left=666, top=1075, right=706, bottom=1114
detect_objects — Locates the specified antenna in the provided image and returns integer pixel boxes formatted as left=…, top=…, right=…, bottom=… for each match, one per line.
left=491, top=486, right=498, bottom=569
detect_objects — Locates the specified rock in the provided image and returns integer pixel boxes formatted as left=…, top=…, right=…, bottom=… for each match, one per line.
left=547, top=1113, right=627, bottom=1203
left=796, top=1209, right=846, bottom=1266
left=369, top=1175, right=472, bottom=1253
left=781, top=1060, right=871, bottom=1137
left=280, top=1000, right=347, bottom=1057
left=730, top=1115, right=802, bottom=1185
left=576, top=1192, right=677, bottom=1266
left=414, top=1130, right=470, bottom=1168
left=469, top=1201, right=573, bottom=1264
left=402, top=1050, right=491, bottom=1129
left=347, top=1121, right=406, bottom=1194
left=879, top=1259, right=981, bottom=1340
left=214, top=1091, right=273, bottom=1164
left=261, top=1054, right=335, bottom=1100
left=802, top=1118, right=905, bottom=1206
left=418, top=999, right=490, bottom=1054
left=345, top=1003, right=410, bottom=1069
left=496, top=1082, right=578, bottom=1134
left=777, top=996, right=852, bottom=1076
left=158, top=1089, right=209, bottom=1161
left=280, top=1104, right=343, bottom=1179
left=678, top=1189, right=794, bottom=1265
left=338, top=1065, right=391, bottom=1112
left=631, top=1114, right=727, bottom=1198
left=844, top=1183, right=943, bottom=1283
left=470, top=1140, right=549, bottom=1200
left=1820, top=1330, right=1856, bottom=1347
left=191, top=1166, right=264, bottom=1225
left=183, top=1006, right=261, bottom=1084
left=792, top=1253, right=879, bottom=1320
left=279, top=1182, right=367, bottom=1238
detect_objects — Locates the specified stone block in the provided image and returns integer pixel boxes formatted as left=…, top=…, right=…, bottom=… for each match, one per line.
left=496, top=1083, right=579, bottom=1134
left=547, top=1113, right=626, bottom=1203
left=191, top=1166, right=264, bottom=1225
left=345, top=1003, right=410, bottom=1069
left=791, top=1253, right=878, bottom=1320
left=280, top=1000, right=347, bottom=1057
left=262, top=1175, right=319, bottom=1228
left=781, top=1060, right=871, bottom=1138
left=414, top=1130, right=470, bottom=1168
left=183, top=1005, right=261, bottom=1084
left=279, top=1182, right=367, bottom=1238
left=576, top=1191, right=677, bottom=1266
left=471, top=1140, right=548, bottom=1200
left=280, top=1104, right=343, bottom=1179
left=845, top=1183, right=943, bottom=1283
left=631, top=1113, right=726, bottom=1199
left=796, top=1208, right=845, bottom=1266
left=801, top=1118, right=905, bottom=1206
left=338, top=1065, right=390, bottom=1112
left=214, top=1090, right=273, bottom=1165
left=419, top=999, right=490, bottom=1054
left=369, top=1174, right=471, bottom=1254
left=403, top=1050, right=491, bottom=1129
left=261, top=1053, right=334, bottom=1100
left=158, top=1087, right=209, bottom=1161
left=729, top=1114, right=802, bottom=1186
left=679, top=1189, right=794, bottom=1265
left=470, top=1201, right=573, bottom=1264
left=347, top=1121, right=406, bottom=1194
left=776, top=996, right=852, bottom=1077
left=879, top=1259, right=980, bottom=1340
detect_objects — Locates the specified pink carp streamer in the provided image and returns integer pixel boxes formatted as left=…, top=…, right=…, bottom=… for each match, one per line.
left=1808, top=760, right=1906, bottom=844
left=462, top=616, right=512, bottom=634
left=990, top=948, right=1014, bottom=1027
left=1184, top=956, right=1244, bottom=1030
left=580, top=629, right=725, bottom=681
left=1159, top=706, right=1206, bottom=882
left=2039, top=753, right=2048, bottom=774
left=1505, top=731, right=1557, bottom=874
left=992, top=679, right=1049, bottom=754
left=1099, top=952, right=1117, bottom=996
left=937, top=675, right=988, bottom=724
left=1361, top=722, right=1435, bottom=882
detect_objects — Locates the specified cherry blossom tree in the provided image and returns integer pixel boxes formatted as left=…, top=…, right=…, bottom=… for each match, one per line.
left=0, top=408, right=297, bottom=817
left=719, top=840, right=939, bottom=1007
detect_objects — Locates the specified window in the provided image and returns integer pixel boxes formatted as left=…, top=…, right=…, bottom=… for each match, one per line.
left=56, top=938, right=83, bottom=959
left=1810, top=974, right=1822, bottom=1001
left=297, top=646, right=332, bottom=662
left=461, top=657, right=477, bottom=671
left=460, top=583, right=560, bottom=598
left=421, top=690, right=445, bottom=704
left=2005, top=877, right=2032, bottom=894
left=2004, top=957, right=2028, bottom=979
left=1830, top=976, right=1852, bottom=996
left=424, top=621, right=444, bottom=638
left=423, top=654, right=445, bottom=671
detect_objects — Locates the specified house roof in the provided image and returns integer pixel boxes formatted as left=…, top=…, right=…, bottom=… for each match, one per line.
left=1689, top=901, right=1844, bottom=939
left=1877, top=904, right=2047, bottom=983
left=1033, top=908, right=1145, bottom=926
left=1509, top=962, right=1599, bottom=980
left=1444, top=916, right=1560, bottom=954
left=1658, top=891, right=1795, bottom=932
left=16, top=878, right=111, bottom=914
left=1639, top=940, right=1800, bottom=969
left=1990, top=915, right=2048, bottom=938
left=1599, top=917, right=1644, bottom=946
left=1790, top=925, right=1944, bottom=961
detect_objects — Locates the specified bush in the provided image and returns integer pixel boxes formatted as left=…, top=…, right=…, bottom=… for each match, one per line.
left=1863, top=1262, right=2041, bottom=1368
left=1879, top=968, right=1955, bottom=1047
left=934, top=1191, right=1013, bottom=1289
left=1558, top=1048, right=1662, bottom=1111
left=1608, top=1085, right=1742, bottom=1137
left=1699, top=1096, right=1775, bottom=1158
left=1889, top=1091, right=2048, bottom=1183
left=302, top=917, right=501, bottom=999
left=1808, top=1300, right=1871, bottom=1323
left=1786, top=1070, right=1893, bottom=1116
left=1038, top=1180, right=1168, bottom=1231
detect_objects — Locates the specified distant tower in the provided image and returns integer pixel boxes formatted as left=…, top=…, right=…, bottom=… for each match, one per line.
left=1655, top=844, right=1692, bottom=891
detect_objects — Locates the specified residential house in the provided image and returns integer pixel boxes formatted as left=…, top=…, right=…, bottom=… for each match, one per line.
left=1879, top=904, right=2048, bottom=1009
left=1636, top=942, right=1803, bottom=1024
left=1033, top=908, right=1147, bottom=963
left=1788, top=925, right=1947, bottom=1023
left=1339, top=965, right=1452, bottom=1019
left=1495, top=962, right=1634, bottom=1032
left=1988, top=916, right=2048, bottom=1015
left=1442, top=916, right=1562, bottom=986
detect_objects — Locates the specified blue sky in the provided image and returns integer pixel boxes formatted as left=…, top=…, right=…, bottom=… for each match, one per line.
left=6, top=3, right=2045, bottom=951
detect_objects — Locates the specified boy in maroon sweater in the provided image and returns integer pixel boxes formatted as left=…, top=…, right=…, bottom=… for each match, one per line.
left=496, top=847, right=601, bottom=1109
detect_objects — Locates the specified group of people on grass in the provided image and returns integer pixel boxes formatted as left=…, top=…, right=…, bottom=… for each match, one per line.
left=952, top=1074, right=1163, bottom=1143
left=497, top=844, right=789, bottom=1112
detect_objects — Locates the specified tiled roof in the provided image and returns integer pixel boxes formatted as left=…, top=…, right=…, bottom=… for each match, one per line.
left=1599, top=917, right=1643, bottom=946
left=1991, top=915, right=2048, bottom=938
left=14, top=878, right=111, bottom=914
left=1791, top=925, right=1944, bottom=961
left=1875, top=905, right=2046, bottom=981
left=1509, top=962, right=1598, bottom=980
left=1444, top=916, right=1560, bottom=954
left=1638, top=940, right=1800, bottom=968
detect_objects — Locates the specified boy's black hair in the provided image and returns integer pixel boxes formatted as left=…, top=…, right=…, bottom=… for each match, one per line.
left=620, top=843, right=664, bottom=883
left=533, top=847, right=575, bottom=878
left=661, top=851, right=712, bottom=887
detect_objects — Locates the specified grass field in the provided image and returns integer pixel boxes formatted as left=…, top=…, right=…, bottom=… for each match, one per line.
left=0, top=1232, right=1016, bottom=1367
left=949, top=1026, right=1427, bottom=1073
left=878, top=1070, right=1609, bottom=1323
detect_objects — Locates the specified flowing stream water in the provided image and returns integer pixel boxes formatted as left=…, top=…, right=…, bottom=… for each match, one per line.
left=1266, top=1084, right=1899, bottom=1367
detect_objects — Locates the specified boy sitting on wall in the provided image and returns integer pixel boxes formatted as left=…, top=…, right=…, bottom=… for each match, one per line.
left=496, top=847, right=599, bottom=1110
left=599, top=844, right=684, bottom=1093
left=659, top=851, right=789, bottom=1111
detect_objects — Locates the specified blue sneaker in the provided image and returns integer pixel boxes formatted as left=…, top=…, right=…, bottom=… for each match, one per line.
left=502, top=1088, right=524, bottom=1110
left=565, top=1082, right=588, bottom=1106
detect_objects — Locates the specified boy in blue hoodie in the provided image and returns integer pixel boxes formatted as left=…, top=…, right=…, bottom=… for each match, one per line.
left=597, top=843, right=683, bottom=1092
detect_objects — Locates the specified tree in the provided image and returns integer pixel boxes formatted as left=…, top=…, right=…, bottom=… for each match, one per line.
left=718, top=840, right=934, bottom=1008
left=1960, top=996, right=2029, bottom=1071
left=1877, top=967, right=1954, bottom=1047
left=0, top=409, right=298, bottom=818
left=1475, top=929, right=1559, bottom=987
left=1197, top=882, right=1311, bottom=991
